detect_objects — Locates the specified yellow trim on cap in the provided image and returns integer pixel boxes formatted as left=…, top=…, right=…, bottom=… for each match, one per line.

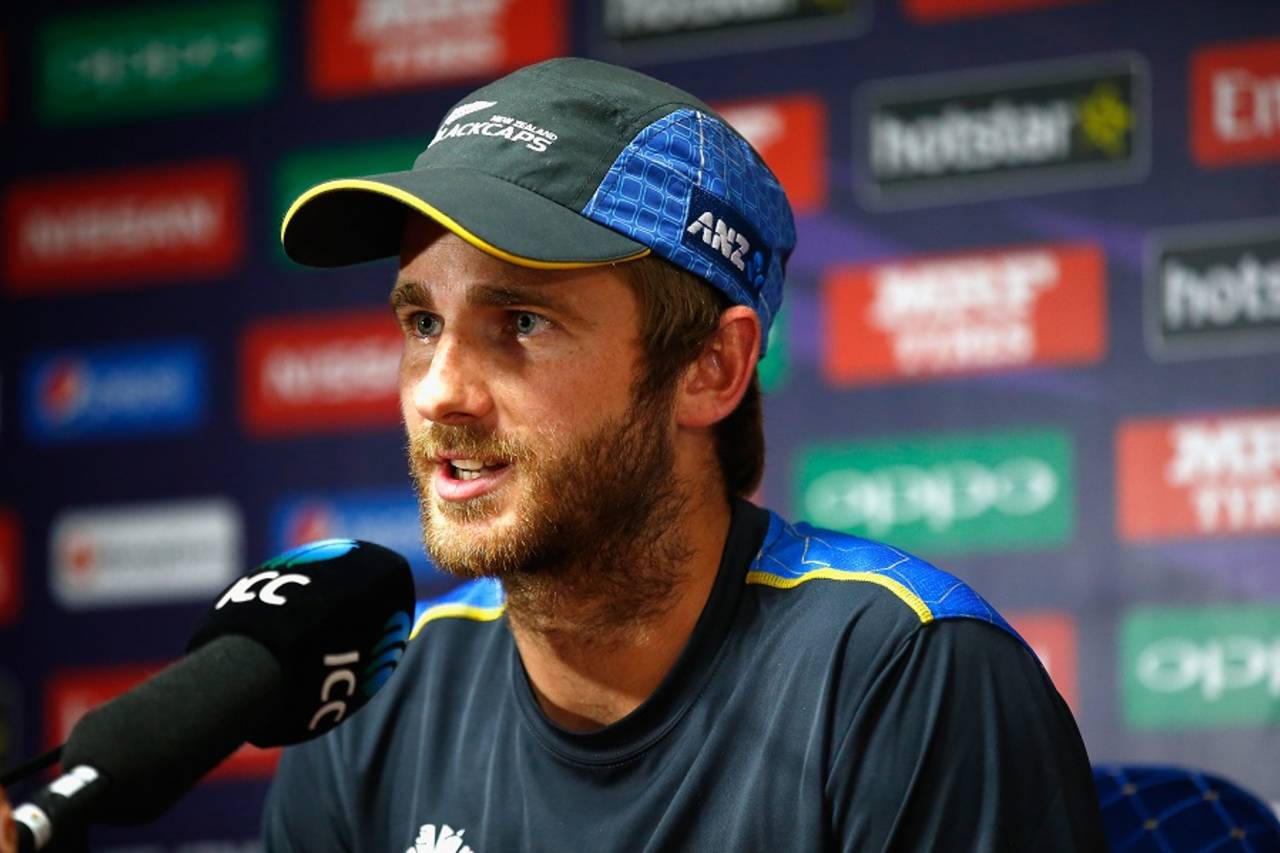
left=744, top=568, right=935, bottom=625
left=281, top=178, right=651, bottom=270
left=409, top=602, right=506, bottom=640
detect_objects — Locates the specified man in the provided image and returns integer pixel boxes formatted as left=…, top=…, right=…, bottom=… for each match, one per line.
left=263, top=58, right=1106, bottom=851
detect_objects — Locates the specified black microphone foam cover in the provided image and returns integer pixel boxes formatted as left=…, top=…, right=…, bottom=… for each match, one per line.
left=185, top=539, right=415, bottom=747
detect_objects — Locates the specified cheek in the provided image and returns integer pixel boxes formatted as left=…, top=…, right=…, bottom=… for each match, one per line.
left=398, top=348, right=424, bottom=425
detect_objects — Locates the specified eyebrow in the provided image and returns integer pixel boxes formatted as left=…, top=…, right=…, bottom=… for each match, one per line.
left=389, top=277, right=587, bottom=325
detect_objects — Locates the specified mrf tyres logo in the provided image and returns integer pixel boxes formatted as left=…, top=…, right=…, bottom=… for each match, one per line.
left=858, top=53, right=1147, bottom=207
left=1191, top=36, right=1280, bottom=168
left=22, top=340, right=207, bottom=444
left=795, top=428, right=1073, bottom=556
left=241, top=310, right=402, bottom=436
left=823, top=241, right=1106, bottom=386
left=308, top=0, right=564, bottom=97
left=50, top=499, right=241, bottom=610
left=428, top=100, right=558, bottom=153
left=1117, top=409, right=1280, bottom=541
left=1145, top=220, right=1280, bottom=360
left=37, top=0, right=274, bottom=123
left=1122, top=604, right=1280, bottom=729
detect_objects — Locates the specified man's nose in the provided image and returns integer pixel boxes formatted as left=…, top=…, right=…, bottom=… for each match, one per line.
left=408, top=332, right=494, bottom=425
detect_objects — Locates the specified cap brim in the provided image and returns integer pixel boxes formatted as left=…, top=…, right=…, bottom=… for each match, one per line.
left=281, top=167, right=650, bottom=270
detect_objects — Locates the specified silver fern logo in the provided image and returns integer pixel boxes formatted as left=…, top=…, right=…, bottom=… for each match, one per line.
left=407, top=823, right=474, bottom=853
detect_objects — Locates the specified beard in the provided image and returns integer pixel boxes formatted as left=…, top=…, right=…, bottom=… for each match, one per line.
left=406, top=390, right=691, bottom=635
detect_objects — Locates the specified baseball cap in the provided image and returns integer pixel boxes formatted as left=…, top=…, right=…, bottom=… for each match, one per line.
left=280, top=57, right=796, bottom=350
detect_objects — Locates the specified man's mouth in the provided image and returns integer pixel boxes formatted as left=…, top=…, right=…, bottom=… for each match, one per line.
left=446, top=458, right=509, bottom=481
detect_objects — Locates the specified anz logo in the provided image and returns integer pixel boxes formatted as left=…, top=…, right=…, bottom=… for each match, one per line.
left=682, top=190, right=769, bottom=291
left=686, top=211, right=751, bottom=272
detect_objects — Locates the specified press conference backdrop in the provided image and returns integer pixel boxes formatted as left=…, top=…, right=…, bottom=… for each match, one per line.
left=2, top=0, right=1278, bottom=847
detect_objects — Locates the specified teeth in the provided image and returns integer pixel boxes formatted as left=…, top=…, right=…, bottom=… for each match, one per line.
left=452, top=459, right=484, bottom=471
left=456, top=469, right=481, bottom=481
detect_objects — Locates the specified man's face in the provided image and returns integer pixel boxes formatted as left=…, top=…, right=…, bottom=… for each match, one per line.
left=395, top=216, right=678, bottom=579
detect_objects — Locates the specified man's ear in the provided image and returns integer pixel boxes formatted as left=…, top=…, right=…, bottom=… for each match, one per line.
left=675, top=306, right=761, bottom=429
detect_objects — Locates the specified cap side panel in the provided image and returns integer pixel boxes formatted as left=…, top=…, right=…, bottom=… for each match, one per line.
left=283, top=179, right=650, bottom=271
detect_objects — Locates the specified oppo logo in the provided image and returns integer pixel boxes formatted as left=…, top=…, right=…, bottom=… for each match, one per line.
left=214, top=570, right=311, bottom=609
left=1136, top=636, right=1280, bottom=700
left=309, top=650, right=360, bottom=731
left=804, top=457, right=1058, bottom=535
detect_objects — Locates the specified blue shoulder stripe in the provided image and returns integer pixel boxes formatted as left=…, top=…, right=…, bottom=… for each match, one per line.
left=749, top=513, right=1020, bottom=641
left=410, top=578, right=506, bottom=640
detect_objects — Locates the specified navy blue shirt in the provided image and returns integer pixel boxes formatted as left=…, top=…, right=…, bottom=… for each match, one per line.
left=264, top=501, right=1105, bottom=851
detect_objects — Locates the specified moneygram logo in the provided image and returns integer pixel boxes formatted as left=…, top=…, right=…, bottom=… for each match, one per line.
left=903, top=0, right=1097, bottom=22
left=46, top=665, right=279, bottom=779
left=1007, top=610, right=1078, bottom=711
left=272, top=489, right=448, bottom=591
left=823, top=242, right=1105, bottom=386
left=857, top=53, right=1148, bottom=207
left=22, top=341, right=207, bottom=444
left=1191, top=36, right=1280, bottom=167
left=241, top=311, right=402, bottom=436
left=795, top=428, right=1074, bottom=556
left=37, top=1, right=274, bottom=123
left=600, top=0, right=863, bottom=47
left=715, top=94, right=828, bottom=214
left=2, top=161, right=244, bottom=295
left=1117, top=409, right=1280, bottom=541
left=1145, top=220, right=1280, bottom=360
left=1122, top=605, right=1280, bottom=729
left=0, top=511, right=20, bottom=627
left=308, top=0, right=565, bottom=97
left=49, top=499, right=242, bottom=609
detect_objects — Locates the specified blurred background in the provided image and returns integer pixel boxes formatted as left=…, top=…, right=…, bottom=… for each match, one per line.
left=2, top=0, right=1279, bottom=848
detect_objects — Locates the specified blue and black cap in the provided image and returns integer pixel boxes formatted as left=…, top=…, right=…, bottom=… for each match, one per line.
left=281, top=57, right=796, bottom=350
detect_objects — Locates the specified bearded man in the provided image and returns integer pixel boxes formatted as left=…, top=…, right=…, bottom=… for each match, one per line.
left=262, top=58, right=1106, bottom=852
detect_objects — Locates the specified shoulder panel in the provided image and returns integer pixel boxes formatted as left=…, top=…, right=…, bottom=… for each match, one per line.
left=749, top=513, right=1019, bottom=639
left=410, top=577, right=506, bottom=639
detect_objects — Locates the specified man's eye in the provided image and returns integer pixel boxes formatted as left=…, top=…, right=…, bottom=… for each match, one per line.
left=512, top=311, right=550, bottom=336
left=411, top=313, right=441, bottom=338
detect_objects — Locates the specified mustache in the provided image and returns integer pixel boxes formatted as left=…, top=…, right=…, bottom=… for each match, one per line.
left=408, top=422, right=534, bottom=465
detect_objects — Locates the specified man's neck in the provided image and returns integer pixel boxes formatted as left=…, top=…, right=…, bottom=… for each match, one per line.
left=504, top=487, right=733, bottom=733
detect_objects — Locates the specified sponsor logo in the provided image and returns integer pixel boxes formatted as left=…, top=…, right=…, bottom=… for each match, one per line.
left=903, top=0, right=1096, bottom=22
left=37, top=1, right=274, bottom=123
left=857, top=53, right=1148, bottom=207
left=22, top=341, right=206, bottom=444
left=408, top=823, right=474, bottom=853
left=682, top=186, right=770, bottom=293
left=46, top=666, right=278, bottom=779
left=0, top=511, right=20, bottom=626
left=795, top=428, right=1073, bottom=556
left=1192, top=36, right=1280, bottom=167
left=275, top=139, right=422, bottom=261
left=428, top=101, right=558, bottom=154
left=823, top=241, right=1105, bottom=386
left=715, top=94, right=828, bottom=214
left=1122, top=605, right=1280, bottom=729
left=601, top=0, right=863, bottom=47
left=1007, top=610, right=1078, bottom=711
left=2, top=161, right=244, bottom=294
left=1145, top=220, right=1280, bottom=360
left=272, top=490, right=446, bottom=590
left=241, top=311, right=401, bottom=436
left=308, top=0, right=565, bottom=97
left=1117, top=409, right=1280, bottom=541
left=49, top=499, right=242, bottom=609
left=310, top=611, right=409, bottom=731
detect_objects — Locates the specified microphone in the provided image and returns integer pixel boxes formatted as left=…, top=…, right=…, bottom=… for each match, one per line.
left=13, top=538, right=415, bottom=852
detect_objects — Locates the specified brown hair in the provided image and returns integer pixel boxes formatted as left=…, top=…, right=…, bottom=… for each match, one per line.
left=618, top=254, right=765, bottom=498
